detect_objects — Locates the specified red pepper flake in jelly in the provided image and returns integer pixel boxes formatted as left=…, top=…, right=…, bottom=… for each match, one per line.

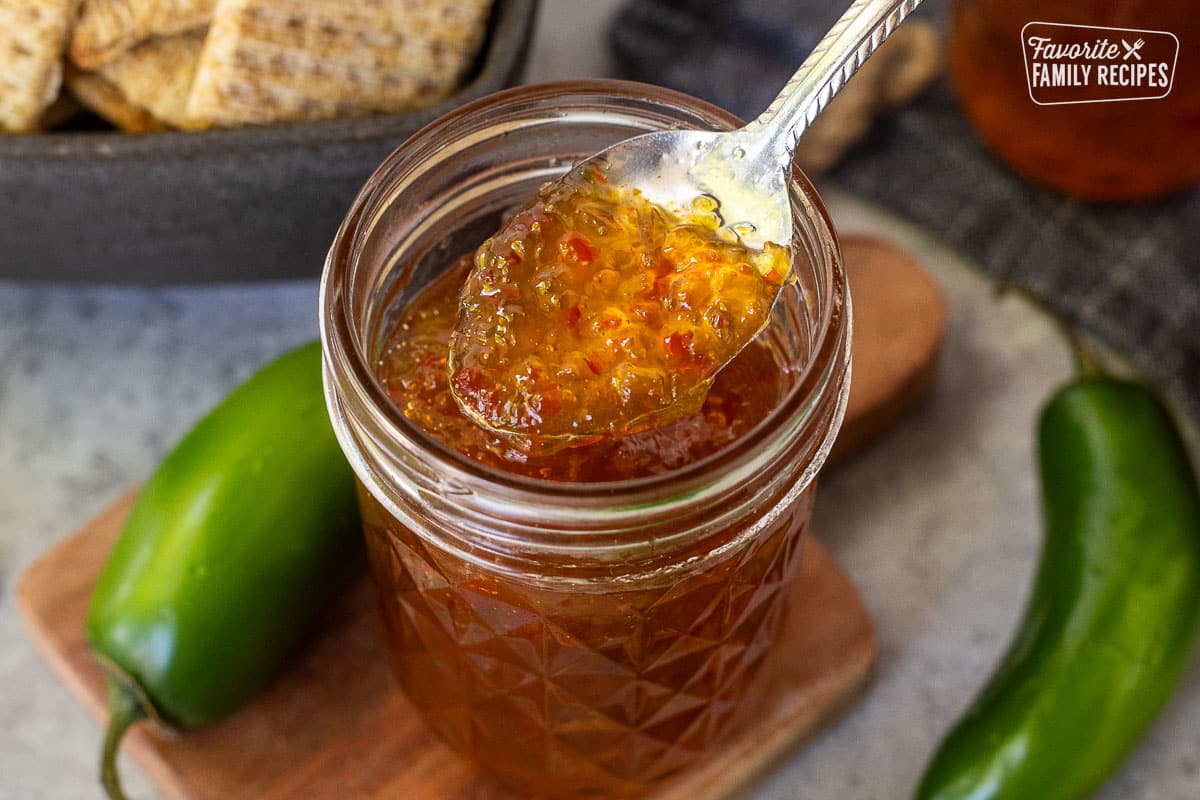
left=448, top=171, right=790, bottom=452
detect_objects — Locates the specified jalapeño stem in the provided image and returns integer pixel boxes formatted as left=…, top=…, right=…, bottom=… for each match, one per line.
left=100, top=676, right=147, bottom=800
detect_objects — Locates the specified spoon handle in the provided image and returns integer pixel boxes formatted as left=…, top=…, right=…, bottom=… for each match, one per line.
left=744, top=0, right=924, bottom=171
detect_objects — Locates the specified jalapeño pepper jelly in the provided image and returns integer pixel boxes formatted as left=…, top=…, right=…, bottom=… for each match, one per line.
left=447, top=171, right=789, bottom=451
left=379, top=257, right=784, bottom=482
left=321, top=82, right=852, bottom=799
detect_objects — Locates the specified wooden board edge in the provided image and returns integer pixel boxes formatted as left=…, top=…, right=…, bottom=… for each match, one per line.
left=14, top=492, right=206, bottom=800
left=719, top=646, right=878, bottom=800
left=656, top=571, right=880, bottom=800
left=16, top=534, right=106, bottom=720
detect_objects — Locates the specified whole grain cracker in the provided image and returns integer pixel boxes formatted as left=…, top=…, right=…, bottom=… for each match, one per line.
left=70, top=0, right=215, bottom=68
left=65, top=64, right=167, bottom=132
left=187, top=0, right=493, bottom=127
left=0, top=0, right=81, bottom=132
left=96, top=30, right=207, bottom=129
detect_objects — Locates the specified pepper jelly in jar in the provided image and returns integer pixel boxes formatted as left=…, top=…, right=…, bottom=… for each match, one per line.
left=321, top=81, right=850, bottom=798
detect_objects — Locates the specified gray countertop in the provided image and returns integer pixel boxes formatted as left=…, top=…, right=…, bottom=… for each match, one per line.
left=2, top=3, right=1198, bottom=799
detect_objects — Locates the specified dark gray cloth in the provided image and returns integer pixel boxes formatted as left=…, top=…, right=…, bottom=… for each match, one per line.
left=610, top=0, right=1200, bottom=416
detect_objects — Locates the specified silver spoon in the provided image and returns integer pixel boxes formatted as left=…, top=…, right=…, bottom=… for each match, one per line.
left=580, top=0, right=923, bottom=250
left=450, top=0, right=923, bottom=445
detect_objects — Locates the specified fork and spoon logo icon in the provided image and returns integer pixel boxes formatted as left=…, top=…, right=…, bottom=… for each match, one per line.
left=1122, top=38, right=1145, bottom=61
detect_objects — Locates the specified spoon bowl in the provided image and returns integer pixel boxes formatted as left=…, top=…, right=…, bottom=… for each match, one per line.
left=569, top=127, right=793, bottom=250
left=564, top=0, right=923, bottom=252
left=449, top=0, right=923, bottom=446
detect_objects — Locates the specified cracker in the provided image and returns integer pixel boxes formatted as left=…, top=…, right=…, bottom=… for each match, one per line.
left=96, top=30, right=206, bottom=129
left=70, top=0, right=215, bottom=68
left=65, top=64, right=168, bottom=133
left=0, top=0, right=81, bottom=132
left=187, top=0, right=493, bottom=127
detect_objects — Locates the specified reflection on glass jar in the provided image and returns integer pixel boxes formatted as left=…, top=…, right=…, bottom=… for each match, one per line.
left=951, top=0, right=1200, bottom=201
left=320, top=81, right=851, bottom=797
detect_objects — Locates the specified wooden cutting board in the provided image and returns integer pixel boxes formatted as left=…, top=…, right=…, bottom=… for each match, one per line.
left=18, top=492, right=876, bottom=800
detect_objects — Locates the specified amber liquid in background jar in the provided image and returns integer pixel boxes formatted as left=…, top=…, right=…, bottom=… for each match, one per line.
left=950, top=0, right=1200, bottom=201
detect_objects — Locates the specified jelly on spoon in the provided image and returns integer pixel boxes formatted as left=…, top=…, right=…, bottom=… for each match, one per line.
left=450, top=0, right=923, bottom=450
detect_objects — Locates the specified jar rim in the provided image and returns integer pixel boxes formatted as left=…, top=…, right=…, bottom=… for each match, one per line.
left=320, top=79, right=850, bottom=518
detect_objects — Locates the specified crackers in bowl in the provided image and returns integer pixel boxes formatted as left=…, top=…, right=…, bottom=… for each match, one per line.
left=2, top=0, right=495, bottom=133
left=0, top=0, right=81, bottom=131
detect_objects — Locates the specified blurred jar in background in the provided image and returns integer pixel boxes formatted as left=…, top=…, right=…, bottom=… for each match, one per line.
left=950, top=0, right=1200, bottom=201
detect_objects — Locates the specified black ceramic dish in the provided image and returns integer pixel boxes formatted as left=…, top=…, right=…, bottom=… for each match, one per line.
left=0, top=0, right=537, bottom=283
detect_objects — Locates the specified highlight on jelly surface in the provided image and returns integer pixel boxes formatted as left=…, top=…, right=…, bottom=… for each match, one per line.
left=447, top=166, right=790, bottom=450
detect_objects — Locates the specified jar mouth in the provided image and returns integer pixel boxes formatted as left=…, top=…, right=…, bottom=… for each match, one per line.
left=321, top=80, right=850, bottom=514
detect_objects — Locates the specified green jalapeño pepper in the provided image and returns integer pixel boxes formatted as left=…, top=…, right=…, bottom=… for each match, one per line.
left=916, top=353, right=1200, bottom=800
left=87, top=341, right=360, bottom=800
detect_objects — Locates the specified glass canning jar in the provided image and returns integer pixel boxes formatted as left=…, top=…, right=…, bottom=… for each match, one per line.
left=320, top=81, right=851, bottom=798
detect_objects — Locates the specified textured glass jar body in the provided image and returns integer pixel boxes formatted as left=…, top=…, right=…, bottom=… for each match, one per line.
left=321, top=82, right=851, bottom=797
left=357, top=482, right=813, bottom=795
